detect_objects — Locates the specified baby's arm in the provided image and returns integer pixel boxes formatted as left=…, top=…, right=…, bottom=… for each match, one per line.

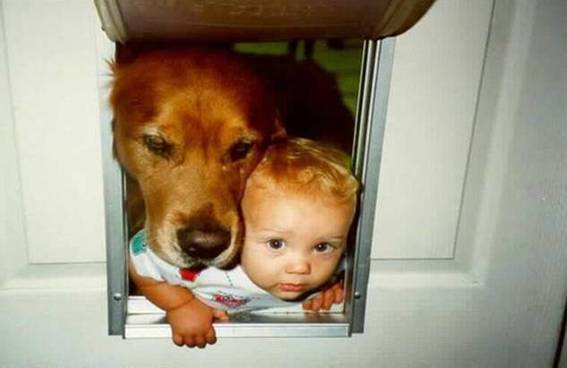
left=128, top=259, right=227, bottom=348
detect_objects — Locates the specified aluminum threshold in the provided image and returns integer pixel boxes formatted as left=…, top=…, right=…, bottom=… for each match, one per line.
left=125, top=313, right=350, bottom=338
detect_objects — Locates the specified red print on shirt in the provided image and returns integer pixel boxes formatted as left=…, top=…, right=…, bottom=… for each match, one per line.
left=213, top=293, right=250, bottom=309
left=179, top=268, right=202, bottom=282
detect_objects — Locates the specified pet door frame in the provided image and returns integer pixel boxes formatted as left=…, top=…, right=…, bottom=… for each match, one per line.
left=101, top=38, right=395, bottom=338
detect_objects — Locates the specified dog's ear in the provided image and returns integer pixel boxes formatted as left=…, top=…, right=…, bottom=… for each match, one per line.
left=114, top=42, right=148, bottom=66
left=270, top=111, right=287, bottom=143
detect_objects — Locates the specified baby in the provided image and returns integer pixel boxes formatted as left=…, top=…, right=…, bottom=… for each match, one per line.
left=129, top=137, right=359, bottom=348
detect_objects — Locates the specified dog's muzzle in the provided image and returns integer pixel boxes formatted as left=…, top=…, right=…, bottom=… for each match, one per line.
left=177, top=226, right=231, bottom=261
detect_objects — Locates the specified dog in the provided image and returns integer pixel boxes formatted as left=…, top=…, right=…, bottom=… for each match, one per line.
left=110, top=43, right=353, bottom=270
left=111, top=44, right=286, bottom=270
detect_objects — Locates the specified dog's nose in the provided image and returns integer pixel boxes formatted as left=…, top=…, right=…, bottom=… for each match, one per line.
left=177, top=227, right=231, bottom=260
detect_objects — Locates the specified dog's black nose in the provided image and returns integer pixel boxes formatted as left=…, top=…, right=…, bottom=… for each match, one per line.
left=177, top=227, right=230, bottom=260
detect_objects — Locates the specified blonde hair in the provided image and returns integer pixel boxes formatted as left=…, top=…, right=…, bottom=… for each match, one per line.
left=247, top=137, right=359, bottom=204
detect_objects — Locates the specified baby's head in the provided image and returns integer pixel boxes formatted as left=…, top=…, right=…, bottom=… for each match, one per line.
left=241, top=137, right=359, bottom=300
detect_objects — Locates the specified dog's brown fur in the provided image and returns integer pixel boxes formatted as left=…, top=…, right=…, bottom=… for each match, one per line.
left=111, top=45, right=285, bottom=269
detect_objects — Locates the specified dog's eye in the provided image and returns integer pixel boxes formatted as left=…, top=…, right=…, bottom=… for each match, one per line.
left=143, top=134, right=172, bottom=157
left=229, top=140, right=254, bottom=161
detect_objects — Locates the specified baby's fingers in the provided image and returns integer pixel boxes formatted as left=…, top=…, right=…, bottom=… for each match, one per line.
left=310, top=295, right=323, bottom=312
left=333, top=284, right=345, bottom=303
left=213, top=309, right=229, bottom=321
left=206, top=327, right=217, bottom=345
left=183, top=335, right=196, bottom=348
left=187, top=328, right=217, bottom=348
left=172, top=333, right=184, bottom=347
left=321, top=289, right=335, bottom=310
left=194, top=335, right=207, bottom=349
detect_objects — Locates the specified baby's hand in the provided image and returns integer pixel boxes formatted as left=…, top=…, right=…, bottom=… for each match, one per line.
left=166, top=298, right=229, bottom=348
left=302, top=282, right=344, bottom=312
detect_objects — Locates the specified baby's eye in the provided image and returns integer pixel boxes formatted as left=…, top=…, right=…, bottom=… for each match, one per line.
left=267, top=239, right=285, bottom=250
left=314, top=242, right=334, bottom=253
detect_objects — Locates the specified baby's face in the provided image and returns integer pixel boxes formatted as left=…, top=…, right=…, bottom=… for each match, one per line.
left=241, top=187, right=355, bottom=300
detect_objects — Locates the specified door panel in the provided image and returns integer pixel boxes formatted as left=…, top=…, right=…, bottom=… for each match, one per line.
left=2, top=0, right=106, bottom=264
left=373, top=0, right=493, bottom=260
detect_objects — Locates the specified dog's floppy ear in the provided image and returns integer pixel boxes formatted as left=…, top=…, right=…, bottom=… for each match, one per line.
left=114, top=42, right=153, bottom=66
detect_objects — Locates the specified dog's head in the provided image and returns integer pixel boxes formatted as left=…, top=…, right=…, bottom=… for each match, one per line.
left=110, top=46, right=285, bottom=269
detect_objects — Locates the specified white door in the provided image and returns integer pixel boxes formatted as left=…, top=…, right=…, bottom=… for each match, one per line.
left=1, top=0, right=566, bottom=367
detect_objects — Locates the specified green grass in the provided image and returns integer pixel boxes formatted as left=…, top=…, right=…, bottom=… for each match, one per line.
left=235, top=40, right=363, bottom=114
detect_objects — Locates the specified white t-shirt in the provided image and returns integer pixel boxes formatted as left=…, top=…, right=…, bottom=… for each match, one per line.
left=129, top=230, right=303, bottom=313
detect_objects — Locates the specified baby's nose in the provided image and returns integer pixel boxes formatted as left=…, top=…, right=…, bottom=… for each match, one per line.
left=285, top=259, right=311, bottom=274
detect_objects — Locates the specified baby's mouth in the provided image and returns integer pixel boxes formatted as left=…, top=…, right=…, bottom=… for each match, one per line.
left=278, top=283, right=307, bottom=292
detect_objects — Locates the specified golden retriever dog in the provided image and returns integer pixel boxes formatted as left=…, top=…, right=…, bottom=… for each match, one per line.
left=110, top=43, right=353, bottom=270
left=111, top=44, right=286, bottom=269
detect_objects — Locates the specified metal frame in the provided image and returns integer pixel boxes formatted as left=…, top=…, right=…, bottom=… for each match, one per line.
left=99, top=117, right=127, bottom=334
left=349, top=38, right=396, bottom=332
left=101, top=38, right=396, bottom=337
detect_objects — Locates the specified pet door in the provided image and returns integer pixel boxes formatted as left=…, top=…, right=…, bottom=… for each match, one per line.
left=96, top=0, right=433, bottom=338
